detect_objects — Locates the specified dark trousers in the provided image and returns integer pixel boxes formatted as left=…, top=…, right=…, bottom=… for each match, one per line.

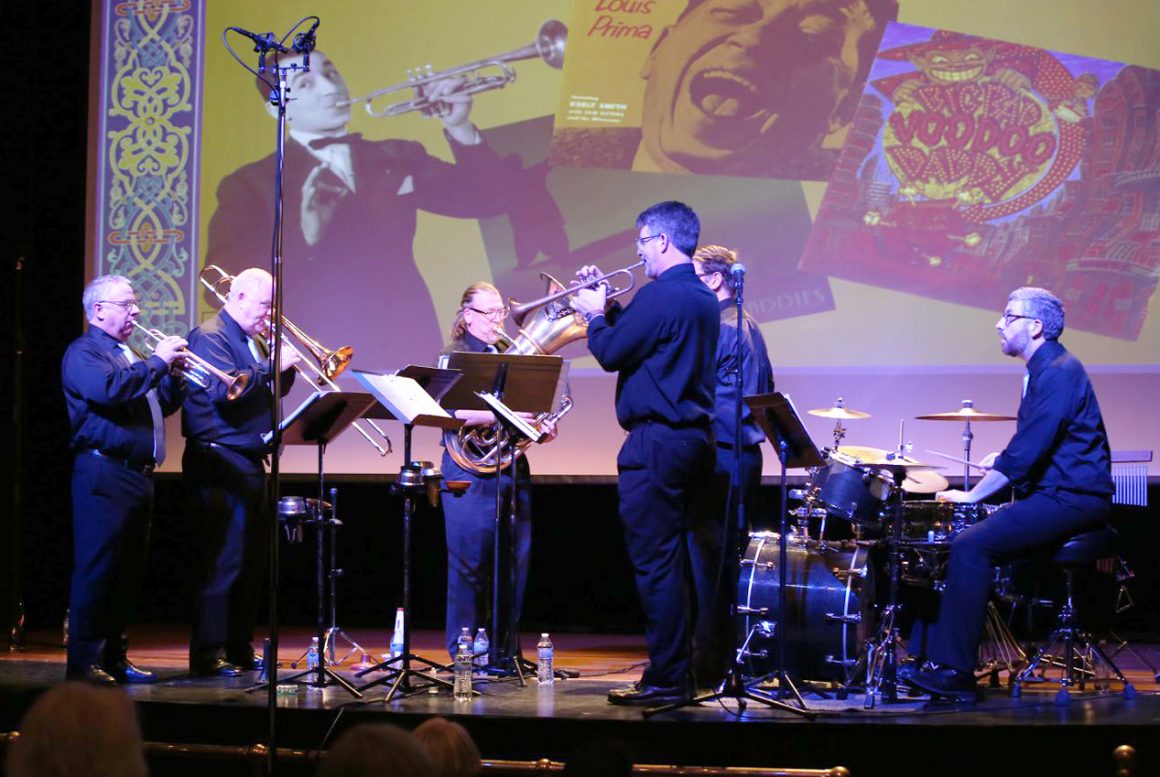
left=68, top=453, right=152, bottom=674
left=689, top=443, right=762, bottom=685
left=617, top=423, right=714, bottom=688
left=441, top=453, right=532, bottom=661
left=929, top=490, right=1110, bottom=673
left=183, top=442, right=270, bottom=663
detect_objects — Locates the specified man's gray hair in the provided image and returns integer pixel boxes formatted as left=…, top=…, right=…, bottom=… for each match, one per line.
left=83, top=275, right=133, bottom=319
left=1009, top=287, right=1065, bottom=340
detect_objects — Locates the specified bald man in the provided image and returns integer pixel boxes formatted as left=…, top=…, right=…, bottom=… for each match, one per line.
left=182, top=268, right=301, bottom=677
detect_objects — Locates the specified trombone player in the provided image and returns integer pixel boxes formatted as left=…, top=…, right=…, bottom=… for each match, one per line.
left=182, top=268, right=301, bottom=677
left=437, top=281, right=559, bottom=668
left=61, top=275, right=187, bottom=685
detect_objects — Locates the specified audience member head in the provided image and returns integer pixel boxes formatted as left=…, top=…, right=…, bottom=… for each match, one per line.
left=318, top=723, right=435, bottom=777
left=413, top=717, right=481, bottom=777
left=5, top=682, right=147, bottom=777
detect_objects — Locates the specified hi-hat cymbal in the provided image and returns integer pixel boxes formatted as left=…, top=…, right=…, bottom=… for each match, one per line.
left=902, top=469, right=949, bottom=494
left=810, top=405, right=871, bottom=420
left=866, top=454, right=942, bottom=472
left=915, top=407, right=1016, bottom=422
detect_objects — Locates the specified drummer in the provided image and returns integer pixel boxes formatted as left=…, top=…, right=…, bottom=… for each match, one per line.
left=901, top=287, right=1113, bottom=702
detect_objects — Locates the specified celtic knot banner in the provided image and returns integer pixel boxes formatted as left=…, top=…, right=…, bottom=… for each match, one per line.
left=95, top=0, right=202, bottom=335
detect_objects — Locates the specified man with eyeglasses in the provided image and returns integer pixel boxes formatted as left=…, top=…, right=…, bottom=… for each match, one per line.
left=901, top=287, right=1113, bottom=702
left=690, top=244, right=774, bottom=689
left=61, top=275, right=188, bottom=685
left=436, top=282, right=558, bottom=666
left=570, top=201, right=720, bottom=705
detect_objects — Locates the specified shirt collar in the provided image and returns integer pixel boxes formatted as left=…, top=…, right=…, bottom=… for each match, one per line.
left=1026, top=338, right=1063, bottom=376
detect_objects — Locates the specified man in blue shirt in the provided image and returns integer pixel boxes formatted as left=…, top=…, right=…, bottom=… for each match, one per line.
left=61, top=275, right=187, bottom=684
left=902, top=287, right=1113, bottom=701
left=572, top=201, right=720, bottom=705
left=182, top=268, right=300, bottom=677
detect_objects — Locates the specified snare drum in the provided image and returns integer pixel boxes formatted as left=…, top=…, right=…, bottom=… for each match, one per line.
left=900, top=502, right=998, bottom=543
left=805, top=451, right=892, bottom=524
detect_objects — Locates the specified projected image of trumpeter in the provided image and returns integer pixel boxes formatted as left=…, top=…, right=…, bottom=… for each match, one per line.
left=205, top=46, right=543, bottom=374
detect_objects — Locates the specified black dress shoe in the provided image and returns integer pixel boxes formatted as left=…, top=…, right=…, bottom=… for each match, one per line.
left=902, top=663, right=981, bottom=703
left=226, top=651, right=264, bottom=671
left=190, top=657, right=244, bottom=678
left=607, top=682, right=691, bottom=706
left=107, top=658, right=159, bottom=684
left=67, top=665, right=119, bottom=686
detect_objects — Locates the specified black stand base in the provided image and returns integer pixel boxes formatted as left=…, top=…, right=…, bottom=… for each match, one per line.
left=643, top=669, right=820, bottom=719
left=245, top=663, right=364, bottom=698
left=355, top=652, right=459, bottom=701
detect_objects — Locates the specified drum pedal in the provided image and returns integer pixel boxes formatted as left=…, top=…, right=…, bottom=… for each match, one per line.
left=736, top=606, right=770, bottom=616
left=824, top=655, right=857, bottom=667
left=832, top=568, right=866, bottom=584
left=825, top=612, right=861, bottom=625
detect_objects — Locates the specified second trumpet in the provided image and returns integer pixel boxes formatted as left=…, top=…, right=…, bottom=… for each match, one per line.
left=132, top=321, right=249, bottom=401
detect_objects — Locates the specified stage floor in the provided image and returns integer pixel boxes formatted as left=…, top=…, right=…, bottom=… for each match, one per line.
left=3, top=625, right=1159, bottom=775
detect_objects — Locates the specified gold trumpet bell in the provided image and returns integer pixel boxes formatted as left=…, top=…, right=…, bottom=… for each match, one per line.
left=506, top=273, right=588, bottom=356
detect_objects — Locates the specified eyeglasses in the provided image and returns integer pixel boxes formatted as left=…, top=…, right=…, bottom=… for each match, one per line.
left=635, top=233, right=663, bottom=247
left=1001, top=313, right=1034, bottom=326
left=467, top=306, right=510, bottom=320
left=99, top=299, right=139, bottom=310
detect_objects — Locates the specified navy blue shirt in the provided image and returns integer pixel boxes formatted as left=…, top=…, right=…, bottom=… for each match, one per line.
left=586, top=263, right=719, bottom=430
left=61, top=327, right=184, bottom=462
left=992, top=339, right=1113, bottom=499
left=714, top=299, right=775, bottom=448
left=181, top=309, right=295, bottom=456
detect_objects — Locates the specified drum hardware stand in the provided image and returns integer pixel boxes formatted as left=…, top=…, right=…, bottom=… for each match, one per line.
left=350, top=367, right=468, bottom=700
left=859, top=461, right=925, bottom=708
left=245, top=391, right=376, bottom=699
left=978, top=600, right=1026, bottom=687
left=320, top=488, right=367, bottom=666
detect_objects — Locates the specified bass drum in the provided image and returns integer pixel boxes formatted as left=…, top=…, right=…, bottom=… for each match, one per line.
left=737, top=532, right=873, bottom=682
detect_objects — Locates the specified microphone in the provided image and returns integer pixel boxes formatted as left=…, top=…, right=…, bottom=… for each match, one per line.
left=293, top=20, right=320, bottom=54
left=730, top=262, right=747, bottom=278
left=232, top=27, right=288, bottom=54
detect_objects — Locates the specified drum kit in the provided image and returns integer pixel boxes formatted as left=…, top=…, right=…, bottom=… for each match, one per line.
left=736, top=398, right=1018, bottom=704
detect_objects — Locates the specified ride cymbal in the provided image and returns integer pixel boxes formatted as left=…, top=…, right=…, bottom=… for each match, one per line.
left=810, top=405, right=871, bottom=420
left=901, top=469, right=949, bottom=494
left=915, top=408, right=1016, bottom=422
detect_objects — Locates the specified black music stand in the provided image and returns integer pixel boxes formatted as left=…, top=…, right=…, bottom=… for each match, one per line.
left=745, top=393, right=826, bottom=711
left=351, top=368, right=466, bottom=700
left=443, top=352, right=565, bottom=685
left=246, top=390, right=376, bottom=698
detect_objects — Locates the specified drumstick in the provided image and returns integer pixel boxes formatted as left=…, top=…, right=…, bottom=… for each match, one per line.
left=925, top=449, right=988, bottom=470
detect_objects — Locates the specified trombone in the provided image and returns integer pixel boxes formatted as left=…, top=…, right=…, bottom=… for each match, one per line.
left=131, top=321, right=249, bottom=401
left=508, top=261, right=643, bottom=325
left=340, top=19, right=567, bottom=118
left=198, top=265, right=392, bottom=457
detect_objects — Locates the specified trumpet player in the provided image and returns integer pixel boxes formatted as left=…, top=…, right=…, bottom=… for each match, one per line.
left=182, top=268, right=301, bottom=678
left=570, top=201, right=719, bottom=706
left=61, top=275, right=187, bottom=685
left=437, top=282, right=558, bottom=668
left=205, top=48, right=524, bottom=373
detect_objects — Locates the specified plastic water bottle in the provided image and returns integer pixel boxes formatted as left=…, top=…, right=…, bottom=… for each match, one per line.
left=473, top=628, right=489, bottom=673
left=306, top=637, right=320, bottom=671
left=390, top=607, right=405, bottom=658
left=456, top=626, right=473, bottom=660
left=453, top=644, right=473, bottom=702
left=537, top=633, right=554, bottom=685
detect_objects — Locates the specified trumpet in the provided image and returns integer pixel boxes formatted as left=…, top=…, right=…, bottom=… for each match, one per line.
left=198, top=265, right=392, bottom=456
left=131, top=321, right=249, bottom=401
left=340, top=19, right=567, bottom=117
left=508, top=261, right=643, bottom=326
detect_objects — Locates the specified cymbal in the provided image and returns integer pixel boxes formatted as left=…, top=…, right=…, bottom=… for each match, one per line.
left=835, top=445, right=890, bottom=462
left=915, top=408, right=1016, bottom=422
left=810, top=405, right=870, bottom=420
left=901, top=469, right=949, bottom=494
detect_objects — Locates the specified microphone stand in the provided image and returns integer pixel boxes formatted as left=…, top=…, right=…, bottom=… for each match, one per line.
left=648, top=270, right=813, bottom=719
left=226, top=21, right=319, bottom=773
